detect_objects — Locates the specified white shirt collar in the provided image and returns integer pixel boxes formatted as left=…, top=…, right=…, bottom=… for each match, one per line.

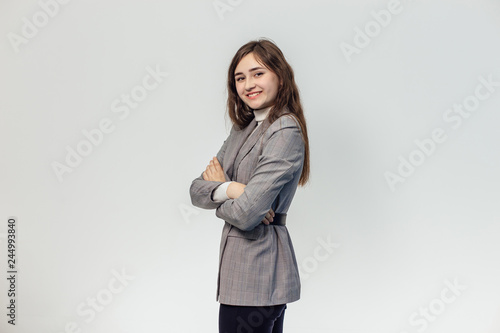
left=253, top=106, right=272, bottom=123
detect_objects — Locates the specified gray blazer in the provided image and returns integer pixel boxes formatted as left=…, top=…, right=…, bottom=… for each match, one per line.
left=189, top=111, right=304, bottom=306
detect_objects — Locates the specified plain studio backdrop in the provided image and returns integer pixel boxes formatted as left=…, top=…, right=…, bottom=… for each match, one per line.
left=1, top=0, right=499, bottom=332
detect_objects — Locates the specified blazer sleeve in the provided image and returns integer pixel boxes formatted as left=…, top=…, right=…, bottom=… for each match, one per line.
left=215, top=122, right=304, bottom=231
left=189, top=126, right=234, bottom=210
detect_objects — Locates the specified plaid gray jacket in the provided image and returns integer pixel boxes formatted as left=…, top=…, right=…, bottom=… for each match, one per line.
left=190, top=111, right=304, bottom=306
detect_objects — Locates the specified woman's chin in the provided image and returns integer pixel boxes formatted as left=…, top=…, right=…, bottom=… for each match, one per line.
left=246, top=102, right=270, bottom=110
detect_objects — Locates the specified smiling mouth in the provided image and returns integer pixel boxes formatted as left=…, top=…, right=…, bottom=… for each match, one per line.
left=247, top=92, right=262, bottom=98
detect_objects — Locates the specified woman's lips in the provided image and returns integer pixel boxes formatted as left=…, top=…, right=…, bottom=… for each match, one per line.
left=247, top=91, right=262, bottom=99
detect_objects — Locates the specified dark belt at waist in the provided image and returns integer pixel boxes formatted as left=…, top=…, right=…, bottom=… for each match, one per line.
left=269, top=213, right=286, bottom=226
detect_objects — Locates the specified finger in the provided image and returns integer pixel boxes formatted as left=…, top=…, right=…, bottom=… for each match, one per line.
left=265, top=212, right=273, bottom=223
left=207, top=162, right=217, bottom=174
left=262, top=212, right=272, bottom=224
left=205, top=165, right=216, bottom=178
left=212, top=157, right=222, bottom=171
left=209, top=163, right=219, bottom=173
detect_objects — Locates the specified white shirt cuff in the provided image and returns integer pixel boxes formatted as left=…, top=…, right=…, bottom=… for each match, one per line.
left=212, top=181, right=233, bottom=202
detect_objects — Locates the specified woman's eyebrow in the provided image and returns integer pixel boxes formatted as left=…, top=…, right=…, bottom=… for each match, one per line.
left=234, top=67, right=266, bottom=76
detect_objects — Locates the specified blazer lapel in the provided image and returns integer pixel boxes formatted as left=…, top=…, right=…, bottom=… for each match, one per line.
left=232, top=117, right=272, bottom=181
left=223, top=117, right=258, bottom=180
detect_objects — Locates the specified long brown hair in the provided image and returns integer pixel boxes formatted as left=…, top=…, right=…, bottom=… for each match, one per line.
left=226, top=38, right=310, bottom=186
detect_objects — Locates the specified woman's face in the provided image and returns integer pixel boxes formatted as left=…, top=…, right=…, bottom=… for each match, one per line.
left=234, top=52, right=280, bottom=110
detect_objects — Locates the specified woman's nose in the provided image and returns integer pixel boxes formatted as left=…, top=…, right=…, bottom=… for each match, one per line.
left=245, top=77, right=255, bottom=90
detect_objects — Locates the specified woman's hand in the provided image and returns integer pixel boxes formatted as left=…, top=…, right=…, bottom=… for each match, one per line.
left=202, top=159, right=248, bottom=201
left=202, top=157, right=226, bottom=183
left=203, top=157, right=273, bottom=225
left=261, top=208, right=275, bottom=225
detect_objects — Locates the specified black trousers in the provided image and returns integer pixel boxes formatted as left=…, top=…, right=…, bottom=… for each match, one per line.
left=219, top=303, right=287, bottom=333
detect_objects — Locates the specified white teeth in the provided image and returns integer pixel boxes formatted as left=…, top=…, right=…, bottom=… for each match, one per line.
left=248, top=92, right=261, bottom=97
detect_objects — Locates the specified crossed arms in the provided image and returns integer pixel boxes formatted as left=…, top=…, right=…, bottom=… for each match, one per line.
left=202, top=157, right=276, bottom=226
left=189, top=123, right=303, bottom=231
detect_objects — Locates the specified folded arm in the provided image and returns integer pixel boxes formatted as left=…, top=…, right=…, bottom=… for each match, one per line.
left=189, top=128, right=234, bottom=210
left=215, top=125, right=304, bottom=231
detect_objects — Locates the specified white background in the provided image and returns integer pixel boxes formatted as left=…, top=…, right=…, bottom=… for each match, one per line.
left=1, top=0, right=499, bottom=332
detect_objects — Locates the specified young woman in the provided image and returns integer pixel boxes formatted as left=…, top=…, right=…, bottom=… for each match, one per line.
left=190, top=38, right=310, bottom=333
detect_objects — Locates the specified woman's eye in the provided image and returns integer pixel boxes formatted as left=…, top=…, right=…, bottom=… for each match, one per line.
left=255, top=72, right=263, bottom=77
left=236, top=77, right=245, bottom=82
